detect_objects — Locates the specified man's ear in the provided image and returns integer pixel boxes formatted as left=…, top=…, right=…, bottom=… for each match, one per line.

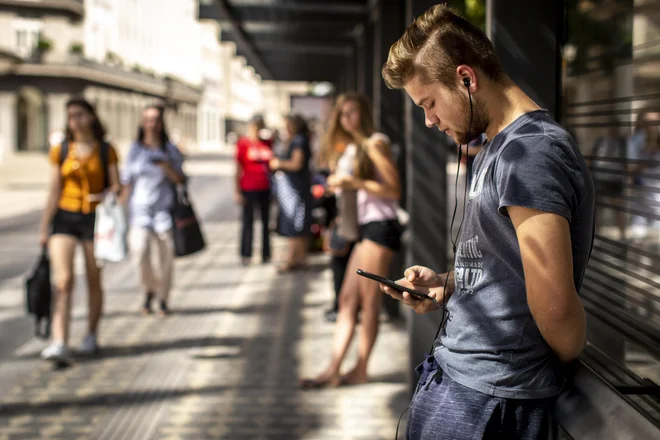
left=456, top=65, right=477, bottom=91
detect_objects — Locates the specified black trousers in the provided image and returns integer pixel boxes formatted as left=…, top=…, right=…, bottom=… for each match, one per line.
left=330, top=241, right=356, bottom=311
left=241, top=190, right=271, bottom=260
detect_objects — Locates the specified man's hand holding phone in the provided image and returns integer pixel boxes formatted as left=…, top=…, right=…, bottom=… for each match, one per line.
left=380, top=266, right=454, bottom=314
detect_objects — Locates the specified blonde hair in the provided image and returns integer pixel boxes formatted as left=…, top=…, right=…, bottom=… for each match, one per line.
left=355, top=133, right=395, bottom=181
left=382, top=4, right=504, bottom=90
left=319, top=92, right=374, bottom=169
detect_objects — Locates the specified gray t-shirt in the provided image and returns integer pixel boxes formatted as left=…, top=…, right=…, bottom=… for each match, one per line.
left=434, top=110, right=595, bottom=399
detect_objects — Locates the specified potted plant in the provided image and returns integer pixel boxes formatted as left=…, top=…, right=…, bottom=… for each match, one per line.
left=33, top=36, right=53, bottom=62
left=68, top=42, right=83, bottom=63
left=104, top=51, right=123, bottom=68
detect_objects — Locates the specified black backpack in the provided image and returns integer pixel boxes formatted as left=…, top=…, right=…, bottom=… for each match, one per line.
left=59, top=140, right=111, bottom=189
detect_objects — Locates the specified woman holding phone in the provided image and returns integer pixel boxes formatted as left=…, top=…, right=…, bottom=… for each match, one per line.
left=121, top=105, right=185, bottom=316
left=39, top=98, right=121, bottom=362
left=318, top=92, right=376, bottom=322
left=301, top=123, right=402, bottom=388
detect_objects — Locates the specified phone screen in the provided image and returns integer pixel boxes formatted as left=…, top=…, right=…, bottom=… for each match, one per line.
left=356, top=269, right=435, bottom=302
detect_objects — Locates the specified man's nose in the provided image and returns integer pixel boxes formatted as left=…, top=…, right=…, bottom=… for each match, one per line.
left=425, top=112, right=438, bottom=128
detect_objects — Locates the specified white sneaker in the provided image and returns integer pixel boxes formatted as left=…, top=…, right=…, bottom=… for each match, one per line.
left=41, top=343, right=70, bottom=361
left=78, top=334, right=99, bottom=355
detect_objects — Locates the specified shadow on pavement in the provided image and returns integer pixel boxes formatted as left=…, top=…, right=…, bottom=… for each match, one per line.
left=15, top=336, right=246, bottom=361
left=74, top=301, right=286, bottom=322
left=102, top=278, right=273, bottom=296
left=387, top=387, right=412, bottom=437
left=0, top=384, right=229, bottom=417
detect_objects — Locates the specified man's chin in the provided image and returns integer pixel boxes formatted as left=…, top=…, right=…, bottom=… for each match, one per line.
left=452, top=134, right=466, bottom=145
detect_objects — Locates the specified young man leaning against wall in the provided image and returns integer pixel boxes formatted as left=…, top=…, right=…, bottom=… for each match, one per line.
left=380, top=5, right=595, bottom=440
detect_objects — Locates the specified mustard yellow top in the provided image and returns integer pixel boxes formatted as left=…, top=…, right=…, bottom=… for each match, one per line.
left=49, top=142, right=119, bottom=214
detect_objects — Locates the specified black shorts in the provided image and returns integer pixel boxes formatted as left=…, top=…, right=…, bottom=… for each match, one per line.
left=359, top=219, right=402, bottom=252
left=51, top=209, right=96, bottom=242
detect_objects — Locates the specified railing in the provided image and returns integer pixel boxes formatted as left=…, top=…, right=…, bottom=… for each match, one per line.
left=552, top=359, right=659, bottom=439
left=552, top=154, right=660, bottom=437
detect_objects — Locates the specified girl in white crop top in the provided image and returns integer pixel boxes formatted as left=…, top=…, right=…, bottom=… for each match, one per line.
left=301, top=128, right=402, bottom=389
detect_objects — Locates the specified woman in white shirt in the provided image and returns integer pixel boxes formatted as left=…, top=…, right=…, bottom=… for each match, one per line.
left=318, top=93, right=375, bottom=321
left=302, top=93, right=402, bottom=388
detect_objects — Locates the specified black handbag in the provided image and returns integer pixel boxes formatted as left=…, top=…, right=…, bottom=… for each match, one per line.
left=171, top=184, right=206, bottom=257
left=25, top=247, right=52, bottom=338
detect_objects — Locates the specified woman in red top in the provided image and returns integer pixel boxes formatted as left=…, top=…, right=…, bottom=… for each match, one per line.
left=235, top=116, right=273, bottom=265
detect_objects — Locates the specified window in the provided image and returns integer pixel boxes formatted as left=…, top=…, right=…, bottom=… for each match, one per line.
left=13, top=19, right=42, bottom=58
left=562, top=0, right=660, bottom=425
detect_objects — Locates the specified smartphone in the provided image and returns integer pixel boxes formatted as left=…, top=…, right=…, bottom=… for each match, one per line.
left=356, top=269, right=435, bottom=302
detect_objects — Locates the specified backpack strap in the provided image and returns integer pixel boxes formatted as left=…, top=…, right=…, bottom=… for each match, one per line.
left=59, top=140, right=69, bottom=166
left=100, top=141, right=110, bottom=189
left=59, top=140, right=111, bottom=189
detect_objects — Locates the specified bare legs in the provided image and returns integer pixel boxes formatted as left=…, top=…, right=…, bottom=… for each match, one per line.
left=279, top=236, right=308, bottom=272
left=49, top=236, right=103, bottom=344
left=49, top=235, right=77, bottom=344
left=82, top=241, right=103, bottom=335
left=308, top=244, right=363, bottom=386
left=303, top=239, right=395, bottom=387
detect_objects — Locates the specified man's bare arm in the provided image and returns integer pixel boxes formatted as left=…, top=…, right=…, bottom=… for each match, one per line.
left=508, top=206, right=587, bottom=362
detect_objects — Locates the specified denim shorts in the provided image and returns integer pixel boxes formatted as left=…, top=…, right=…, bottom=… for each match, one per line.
left=407, top=355, right=554, bottom=440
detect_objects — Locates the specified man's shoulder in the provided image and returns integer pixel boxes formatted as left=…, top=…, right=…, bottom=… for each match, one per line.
left=495, top=113, right=579, bottom=162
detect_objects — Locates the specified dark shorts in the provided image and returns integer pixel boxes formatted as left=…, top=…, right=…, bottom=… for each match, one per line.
left=407, top=355, right=553, bottom=440
left=359, top=219, right=402, bottom=252
left=51, top=209, right=96, bottom=242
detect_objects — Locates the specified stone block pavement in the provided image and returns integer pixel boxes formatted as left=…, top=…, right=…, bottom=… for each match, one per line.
left=0, top=158, right=412, bottom=439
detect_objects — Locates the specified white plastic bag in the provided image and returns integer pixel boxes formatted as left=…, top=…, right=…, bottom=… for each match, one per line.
left=93, top=194, right=127, bottom=263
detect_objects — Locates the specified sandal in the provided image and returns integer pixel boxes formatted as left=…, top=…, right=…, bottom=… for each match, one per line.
left=157, top=300, right=169, bottom=318
left=299, top=376, right=341, bottom=389
left=277, top=261, right=296, bottom=274
left=142, top=293, right=154, bottom=315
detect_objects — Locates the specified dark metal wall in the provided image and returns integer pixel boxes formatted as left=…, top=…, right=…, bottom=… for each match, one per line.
left=398, top=0, right=453, bottom=386
left=357, top=0, right=452, bottom=342
left=491, top=0, right=563, bottom=119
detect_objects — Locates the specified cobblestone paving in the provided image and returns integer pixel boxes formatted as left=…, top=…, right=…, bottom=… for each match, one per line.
left=0, top=212, right=410, bottom=439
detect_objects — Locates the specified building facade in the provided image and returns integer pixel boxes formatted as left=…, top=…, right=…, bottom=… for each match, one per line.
left=0, top=0, right=299, bottom=163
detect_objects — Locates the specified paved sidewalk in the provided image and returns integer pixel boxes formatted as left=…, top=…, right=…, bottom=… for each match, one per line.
left=0, top=175, right=411, bottom=439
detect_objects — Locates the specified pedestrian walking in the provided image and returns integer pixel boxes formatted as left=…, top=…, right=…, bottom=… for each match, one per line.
left=39, top=98, right=121, bottom=362
left=120, top=105, right=185, bottom=316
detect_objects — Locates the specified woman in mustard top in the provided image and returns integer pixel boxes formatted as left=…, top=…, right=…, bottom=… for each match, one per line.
left=38, top=98, right=121, bottom=362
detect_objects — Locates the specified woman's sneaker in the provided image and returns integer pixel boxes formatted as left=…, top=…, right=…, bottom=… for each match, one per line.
left=78, top=334, right=99, bottom=355
left=41, top=343, right=70, bottom=362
